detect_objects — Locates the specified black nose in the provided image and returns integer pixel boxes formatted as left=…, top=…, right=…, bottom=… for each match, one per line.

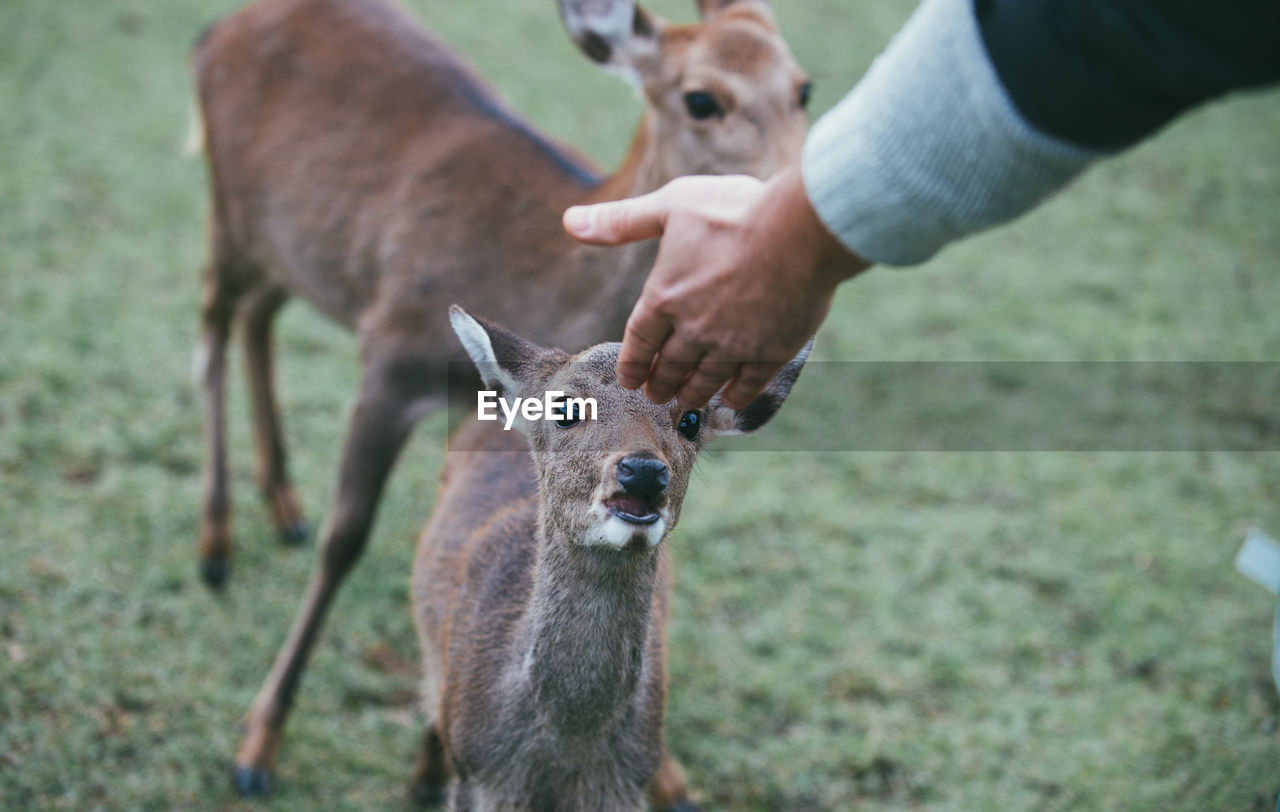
left=617, top=456, right=669, bottom=499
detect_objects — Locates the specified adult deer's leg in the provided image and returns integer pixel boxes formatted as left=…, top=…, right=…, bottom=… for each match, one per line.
left=409, top=724, right=451, bottom=806
left=239, top=284, right=307, bottom=545
left=233, top=345, right=439, bottom=796
left=648, top=747, right=700, bottom=812
left=196, top=260, right=241, bottom=589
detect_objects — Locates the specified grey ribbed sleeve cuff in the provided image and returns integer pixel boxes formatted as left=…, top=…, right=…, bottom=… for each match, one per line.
left=801, top=0, right=1106, bottom=267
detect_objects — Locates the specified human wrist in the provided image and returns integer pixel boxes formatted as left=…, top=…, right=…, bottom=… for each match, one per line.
left=767, top=165, right=870, bottom=288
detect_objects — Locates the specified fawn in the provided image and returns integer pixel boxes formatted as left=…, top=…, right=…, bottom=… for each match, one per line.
left=192, top=0, right=811, bottom=794
left=405, top=306, right=810, bottom=809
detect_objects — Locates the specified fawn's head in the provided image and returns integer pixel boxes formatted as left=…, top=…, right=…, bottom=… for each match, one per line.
left=451, top=305, right=810, bottom=552
left=559, top=0, right=810, bottom=180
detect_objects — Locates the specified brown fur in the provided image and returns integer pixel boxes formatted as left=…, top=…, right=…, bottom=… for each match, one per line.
left=194, top=0, right=809, bottom=794
left=408, top=310, right=810, bottom=809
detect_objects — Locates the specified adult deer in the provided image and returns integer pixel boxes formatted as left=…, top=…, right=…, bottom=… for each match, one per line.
left=408, top=307, right=810, bottom=809
left=191, top=0, right=810, bottom=794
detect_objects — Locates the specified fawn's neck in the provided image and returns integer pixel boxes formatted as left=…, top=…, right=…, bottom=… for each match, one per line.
left=511, top=521, right=662, bottom=737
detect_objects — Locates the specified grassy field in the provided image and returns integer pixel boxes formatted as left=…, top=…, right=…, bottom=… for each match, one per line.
left=3, top=0, right=1279, bottom=809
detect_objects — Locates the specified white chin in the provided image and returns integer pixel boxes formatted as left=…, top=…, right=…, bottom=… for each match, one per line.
left=586, top=514, right=665, bottom=550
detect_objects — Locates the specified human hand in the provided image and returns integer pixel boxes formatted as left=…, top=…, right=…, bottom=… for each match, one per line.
left=563, top=166, right=869, bottom=410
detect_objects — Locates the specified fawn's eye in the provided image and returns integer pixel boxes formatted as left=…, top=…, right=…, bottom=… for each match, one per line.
left=555, top=401, right=583, bottom=429
left=677, top=410, right=701, bottom=441
left=683, top=91, right=721, bottom=120
left=798, top=81, right=813, bottom=110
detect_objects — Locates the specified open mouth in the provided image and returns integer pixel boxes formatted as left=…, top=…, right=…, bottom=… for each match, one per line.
left=604, top=493, right=661, bottom=525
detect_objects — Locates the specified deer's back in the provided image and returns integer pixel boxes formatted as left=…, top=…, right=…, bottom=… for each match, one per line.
left=194, top=0, right=610, bottom=339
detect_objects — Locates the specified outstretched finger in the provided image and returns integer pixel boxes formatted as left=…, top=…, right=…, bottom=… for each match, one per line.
left=563, top=189, right=670, bottom=246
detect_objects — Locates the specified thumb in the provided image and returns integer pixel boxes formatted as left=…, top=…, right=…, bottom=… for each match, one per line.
left=563, top=189, right=669, bottom=246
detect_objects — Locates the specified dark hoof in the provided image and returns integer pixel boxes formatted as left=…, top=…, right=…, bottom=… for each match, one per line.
left=278, top=520, right=309, bottom=546
left=410, top=780, right=447, bottom=807
left=233, top=764, right=272, bottom=797
left=200, top=558, right=229, bottom=590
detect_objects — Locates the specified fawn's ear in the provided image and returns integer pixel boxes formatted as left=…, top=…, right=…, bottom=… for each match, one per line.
left=449, top=305, right=549, bottom=399
left=559, top=0, right=660, bottom=91
left=704, top=338, right=813, bottom=437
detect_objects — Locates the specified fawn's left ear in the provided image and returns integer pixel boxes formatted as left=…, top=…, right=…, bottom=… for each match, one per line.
left=705, top=337, right=813, bottom=437
left=449, top=305, right=551, bottom=399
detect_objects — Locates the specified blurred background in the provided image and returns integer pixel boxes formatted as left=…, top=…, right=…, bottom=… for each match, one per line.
left=2, top=0, right=1278, bottom=808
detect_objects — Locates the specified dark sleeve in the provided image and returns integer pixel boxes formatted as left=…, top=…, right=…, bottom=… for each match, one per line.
left=976, top=0, right=1280, bottom=149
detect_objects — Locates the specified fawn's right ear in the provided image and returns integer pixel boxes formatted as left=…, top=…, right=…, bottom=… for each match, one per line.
left=558, top=0, right=660, bottom=91
left=704, top=337, right=814, bottom=438
left=448, top=305, right=547, bottom=398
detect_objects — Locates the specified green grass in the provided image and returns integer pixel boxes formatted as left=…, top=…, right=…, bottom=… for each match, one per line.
left=2, top=0, right=1279, bottom=808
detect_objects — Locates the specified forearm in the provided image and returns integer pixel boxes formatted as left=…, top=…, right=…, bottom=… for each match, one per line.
left=802, top=0, right=1101, bottom=267
left=802, top=0, right=1280, bottom=267
left=980, top=0, right=1280, bottom=150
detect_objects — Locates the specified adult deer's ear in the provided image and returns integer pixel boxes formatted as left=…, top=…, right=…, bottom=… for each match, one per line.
left=704, top=337, right=813, bottom=437
left=558, top=0, right=661, bottom=91
left=449, top=305, right=550, bottom=400
left=694, top=0, right=774, bottom=24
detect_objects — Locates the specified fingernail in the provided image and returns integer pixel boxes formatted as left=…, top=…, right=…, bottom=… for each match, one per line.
left=564, top=206, right=593, bottom=237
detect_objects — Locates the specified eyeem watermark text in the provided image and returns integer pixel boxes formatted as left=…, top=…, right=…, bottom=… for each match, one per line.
left=478, top=391, right=598, bottom=430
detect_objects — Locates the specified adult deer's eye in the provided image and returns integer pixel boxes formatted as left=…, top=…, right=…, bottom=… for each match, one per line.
left=683, top=91, right=721, bottom=120
left=555, top=401, right=583, bottom=429
left=677, top=410, right=701, bottom=440
left=798, top=81, right=813, bottom=109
